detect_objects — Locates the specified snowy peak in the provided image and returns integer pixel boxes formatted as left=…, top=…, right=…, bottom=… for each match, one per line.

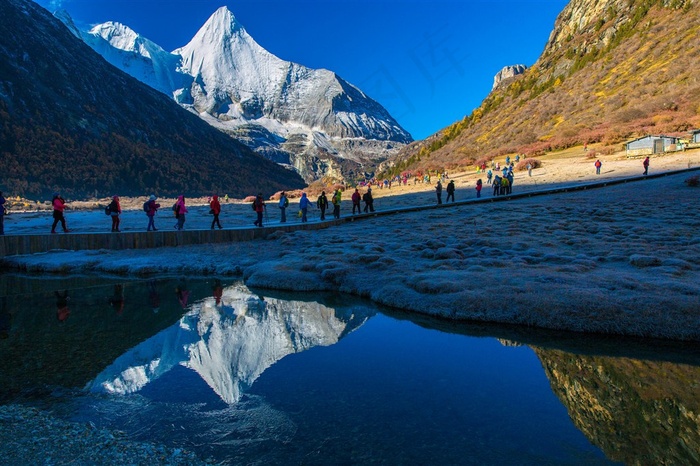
left=53, top=9, right=81, bottom=38
left=81, top=20, right=189, bottom=97
left=64, top=5, right=412, bottom=182
left=190, top=6, right=245, bottom=45
left=89, top=21, right=161, bottom=60
left=174, top=6, right=280, bottom=93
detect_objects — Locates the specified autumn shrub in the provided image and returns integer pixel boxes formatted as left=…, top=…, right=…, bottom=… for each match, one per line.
left=515, top=158, right=541, bottom=171
left=599, top=145, right=619, bottom=155
left=684, top=175, right=700, bottom=187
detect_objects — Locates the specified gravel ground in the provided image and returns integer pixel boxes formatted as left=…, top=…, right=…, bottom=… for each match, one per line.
left=0, top=405, right=208, bottom=465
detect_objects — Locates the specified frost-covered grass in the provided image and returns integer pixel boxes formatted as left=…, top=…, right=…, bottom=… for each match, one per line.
left=3, top=172, right=700, bottom=341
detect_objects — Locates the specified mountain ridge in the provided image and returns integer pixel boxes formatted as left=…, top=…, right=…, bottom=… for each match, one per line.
left=382, top=0, right=700, bottom=176
left=0, top=0, right=305, bottom=199
left=68, top=6, right=412, bottom=183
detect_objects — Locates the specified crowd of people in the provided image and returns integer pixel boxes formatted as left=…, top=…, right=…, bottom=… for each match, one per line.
left=0, top=157, right=655, bottom=235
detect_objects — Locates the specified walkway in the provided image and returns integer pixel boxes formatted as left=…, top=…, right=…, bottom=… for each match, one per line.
left=0, top=167, right=697, bottom=258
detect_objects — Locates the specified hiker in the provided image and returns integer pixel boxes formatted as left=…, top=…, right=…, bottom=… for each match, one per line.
left=174, top=195, right=188, bottom=230
left=476, top=179, right=482, bottom=198
left=446, top=180, right=455, bottom=202
left=148, top=279, right=160, bottom=313
left=492, top=175, right=501, bottom=196
left=210, top=195, right=222, bottom=229
left=0, top=191, right=5, bottom=235
left=643, top=156, right=650, bottom=176
left=501, top=176, right=510, bottom=195
left=332, top=189, right=342, bottom=219
left=278, top=191, right=289, bottom=223
left=175, top=279, right=189, bottom=309
left=486, top=169, right=493, bottom=183
left=506, top=171, right=514, bottom=194
left=55, top=290, right=70, bottom=322
left=253, top=193, right=266, bottom=227
left=109, top=284, right=125, bottom=316
left=363, top=188, right=374, bottom=213
left=212, top=279, right=223, bottom=307
left=107, top=195, right=122, bottom=232
left=351, top=188, right=362, bottom=214
left=0, top=298, right=10, bottom=339
left=145, top=195, right=160, bottom=231
left=299, top=192, right=313, bottom=222
left=435, top=181, right=443, bottom=204
left=317, top=191, right=329, bottom=220
left=51, top=192, right=70, bottom=234
left=594, top=159, right=602, bottom=175
left=527, top=163, right=532, bottom=177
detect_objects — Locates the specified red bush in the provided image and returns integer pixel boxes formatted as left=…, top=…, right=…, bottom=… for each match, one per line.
left=515, top=158, right=541, bottom=171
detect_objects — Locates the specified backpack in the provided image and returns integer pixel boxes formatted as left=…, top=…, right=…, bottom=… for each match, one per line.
left=172, top=203, right=179, bottom=217
left=251, top=200, right=257, bottom=211
left=105, top=206, right=111, bottom=215
left=143, top=201, right=150, bottom=213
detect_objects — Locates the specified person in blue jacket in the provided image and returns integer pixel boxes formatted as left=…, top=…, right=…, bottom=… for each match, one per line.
left=299, top=192, right=313, bottom=222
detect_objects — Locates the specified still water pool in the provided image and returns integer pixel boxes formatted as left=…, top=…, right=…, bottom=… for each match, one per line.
left=1, top=275, right=699, bottom=464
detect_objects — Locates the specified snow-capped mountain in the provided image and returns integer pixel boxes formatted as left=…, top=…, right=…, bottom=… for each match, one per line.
left=62, top=7, right=412, bottom=182
left=87, top=283, right=374, bottom=404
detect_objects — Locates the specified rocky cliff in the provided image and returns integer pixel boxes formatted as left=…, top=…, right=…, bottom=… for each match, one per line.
left=535, top=347, right=700, bottom=464
left=492, top=64, right=527, bottom=90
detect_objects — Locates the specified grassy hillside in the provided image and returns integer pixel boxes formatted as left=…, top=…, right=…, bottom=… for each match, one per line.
left=383, top=0, right=700, bottom=176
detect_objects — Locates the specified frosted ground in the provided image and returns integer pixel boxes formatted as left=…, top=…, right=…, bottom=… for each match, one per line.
left=3, top=153, right=700, bottom=341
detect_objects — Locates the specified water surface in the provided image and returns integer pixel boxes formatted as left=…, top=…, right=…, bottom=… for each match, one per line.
left=1, top=275, right=698, bottom=464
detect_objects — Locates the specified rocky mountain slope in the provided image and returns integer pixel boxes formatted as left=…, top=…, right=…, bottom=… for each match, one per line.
left=66, top=7, right=412, bottom=183
left=383, top=0, right=700, bottom=176
left=536, top=347, right=700, bottom=464
left=0, top=0, right=304, bottom=200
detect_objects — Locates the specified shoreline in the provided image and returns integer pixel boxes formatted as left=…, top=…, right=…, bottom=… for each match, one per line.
left=3, top=168, right=699, bottom=342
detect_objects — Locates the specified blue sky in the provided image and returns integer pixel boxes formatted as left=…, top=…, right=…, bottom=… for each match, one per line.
left=35, top=0, right=568, bottom=140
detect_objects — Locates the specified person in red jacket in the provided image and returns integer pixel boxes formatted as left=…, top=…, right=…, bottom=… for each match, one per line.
left=51, top=193, right=70, bottom=233
left=210, top=195, right=222, bottom=229
left=594, top=159, right=602, bottom=175
left=253, top=194, right=266, bottom=227
left=351, top=188, right=361, bottom=214
left=145, top=195, right=160, bottom=231
left=643, top=156, right=650, bottom=176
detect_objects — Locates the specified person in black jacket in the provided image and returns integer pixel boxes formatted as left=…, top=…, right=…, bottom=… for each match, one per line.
left=446, top=180, right=455, bottom=203
left=363, top=188, right=374, bottom=213
left=317, top=191, right=329, bottom=220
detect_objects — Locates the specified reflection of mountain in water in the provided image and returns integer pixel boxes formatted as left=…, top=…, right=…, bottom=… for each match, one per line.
left=535, top=348, right=700, bottom=465
left=88, top=283, right=373, bottom=404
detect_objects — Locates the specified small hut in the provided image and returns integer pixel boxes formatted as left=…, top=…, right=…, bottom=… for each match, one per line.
left=625, top=135, right=678, bottom=157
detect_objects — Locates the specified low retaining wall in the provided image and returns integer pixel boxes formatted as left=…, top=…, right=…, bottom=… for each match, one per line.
left=1, top=167, right=698, bottom=259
